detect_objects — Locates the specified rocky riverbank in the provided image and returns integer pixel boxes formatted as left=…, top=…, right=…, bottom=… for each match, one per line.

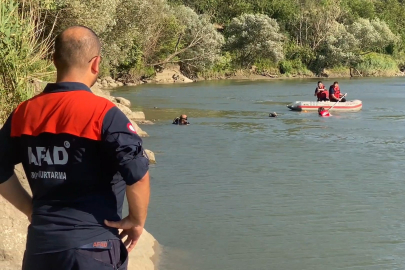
left=95, top=64, right=194, bottom=90
left=96, top=64, right=405, bottom=91
left=90, top=85, right=157, bottom=164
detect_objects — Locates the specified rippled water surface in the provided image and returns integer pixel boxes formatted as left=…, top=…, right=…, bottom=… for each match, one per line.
left=115, top=78, right=405, bottom=270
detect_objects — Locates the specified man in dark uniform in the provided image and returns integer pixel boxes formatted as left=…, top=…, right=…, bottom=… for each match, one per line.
left=329, top=81, right=346, bottom=102
left=0, top=26, right=150, bottom=270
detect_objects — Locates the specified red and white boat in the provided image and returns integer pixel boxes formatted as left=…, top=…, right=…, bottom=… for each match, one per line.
left=287, top=100, right=362, bottom=112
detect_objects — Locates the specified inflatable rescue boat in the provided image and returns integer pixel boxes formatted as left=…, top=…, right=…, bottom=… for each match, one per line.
left=287, top=100, right=362, bottom=112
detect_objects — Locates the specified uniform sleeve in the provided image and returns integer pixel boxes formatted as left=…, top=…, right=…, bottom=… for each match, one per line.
left=101, top=106, right=149, bottom=185
left=0, top=113, right=20, bottom=184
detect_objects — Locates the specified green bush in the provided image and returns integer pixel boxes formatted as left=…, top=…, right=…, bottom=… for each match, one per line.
left=254, top=58, right=279, bottom=74
left=278, top=60, right=293, bottom=74
left=197, top=52, right=234, bottom=79
left=392, top=51, right=405, bottom=70
left=278, top=59, right=312, bottom=76
left=0, top=0, right=54, bottom=124
left=211, top=52, right=233, bottom=73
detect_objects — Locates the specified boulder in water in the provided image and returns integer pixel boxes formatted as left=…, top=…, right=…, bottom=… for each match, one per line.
left=115, top=97, right=131, bottom=108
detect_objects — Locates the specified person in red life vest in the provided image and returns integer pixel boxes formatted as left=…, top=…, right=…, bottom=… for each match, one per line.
left=318, top=107, right=331, bottom=117
left=314, top=81, right=329, bottom=101
left=329, top=81, right=346, bottom=102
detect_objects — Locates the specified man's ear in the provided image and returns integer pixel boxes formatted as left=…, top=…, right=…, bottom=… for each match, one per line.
left=91, top=56, right=101, bottom=74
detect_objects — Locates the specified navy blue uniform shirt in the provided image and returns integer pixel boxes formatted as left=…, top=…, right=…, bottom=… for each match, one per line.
left=0, top=82, right=149, bottom=254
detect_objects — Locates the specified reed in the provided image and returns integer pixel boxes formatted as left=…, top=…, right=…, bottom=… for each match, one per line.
left=0, top=0, right=55, bottom=124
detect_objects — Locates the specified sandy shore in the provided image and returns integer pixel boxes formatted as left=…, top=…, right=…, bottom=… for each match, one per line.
left=0, top=86, right=159, bottom=270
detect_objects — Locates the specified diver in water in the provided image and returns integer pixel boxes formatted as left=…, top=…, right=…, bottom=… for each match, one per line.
left=173, top=114, right=190, bottom=125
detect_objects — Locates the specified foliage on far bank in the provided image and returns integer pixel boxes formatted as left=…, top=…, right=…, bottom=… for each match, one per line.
left=42, top=0, right=405, bottom=79
left=48, top=0, right=224, bottom=79
left=170, top=0, right=403, bottom=77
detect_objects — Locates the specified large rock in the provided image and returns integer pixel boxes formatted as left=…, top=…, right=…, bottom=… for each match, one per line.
left=128, top=229, right=159, bottom=270
left=144, top=149, right=156, bottom=164
left=115, top=97, right=131, bottom=108
left=114, top=103, right=145, bottom=121
left=90, top=85, right=115, bottom=102
left=154, top=64, right=193, bottom=84
left=131, top=111, right=146, bottom=120
left=0, top=165, right=30, bottom=270
left=105, top=76, right=115, bottom=83
left=116, top=103, right=135, bottom=116
left=125, top=83, right=138, bottom=87
left=30, top=79, right=44, bottom=95
left=109, top=82, right=118, bottom=88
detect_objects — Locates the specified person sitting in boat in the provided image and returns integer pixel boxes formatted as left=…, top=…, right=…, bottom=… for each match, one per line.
left=318, top=107, right=331, bottom=117
left=314, top=81, right=329, bottom=101
left=173, top=114, right=190, bottom=125
left=329, top=81, right=346, bottom=102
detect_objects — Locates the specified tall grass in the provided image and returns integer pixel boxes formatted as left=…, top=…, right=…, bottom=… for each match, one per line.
left=355, top=53, right=398, bottom=76
left=0, top=0, right=55, bottom=124
left=278, top=59, right=313, bottom=76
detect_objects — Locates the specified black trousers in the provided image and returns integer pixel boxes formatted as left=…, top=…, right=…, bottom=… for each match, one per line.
left=22, top=240, right=128, bottom=270
left=330, top=97, right=346, bottom=102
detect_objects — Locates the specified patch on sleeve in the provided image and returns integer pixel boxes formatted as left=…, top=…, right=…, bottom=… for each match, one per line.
left=127, top=123, right=137, bottom=134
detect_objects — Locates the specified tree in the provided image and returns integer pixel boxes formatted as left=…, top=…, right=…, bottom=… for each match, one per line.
left=53, top=0, right=120, bottom=34
left=318, top=18, right=397, bottom=71
left=252, top=0, right=299, bottom=31
left=152, top=5, right=225, bottom=70
left=321, top=22, right=360, bottom=67
left=291, top=0, right=341, bottom=51
left=101, top=0, right=180, bottom=68
left=339, top=0, right=375, bottom=24
left=348, top=18, right=398, bottom=53
left=225, top=13, right=284, bottom=67
left=168, top=0, right=254, bottom=24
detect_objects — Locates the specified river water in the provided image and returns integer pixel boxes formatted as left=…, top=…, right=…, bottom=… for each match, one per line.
left=115, top=77, right=405, bottom=270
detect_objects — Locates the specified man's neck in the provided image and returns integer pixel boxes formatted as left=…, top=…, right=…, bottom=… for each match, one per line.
left=56, top=73, right=91, bottom=88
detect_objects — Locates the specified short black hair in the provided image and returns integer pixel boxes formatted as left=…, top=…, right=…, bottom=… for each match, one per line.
left=54, top=25, right=101, bottom=71
left=318, top=81, right=322, bottom=84
left=333, top=81, right=338, bottom=84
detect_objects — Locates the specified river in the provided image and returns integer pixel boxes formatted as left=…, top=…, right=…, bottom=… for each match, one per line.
left=114, top=77, right=405, bottom=270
